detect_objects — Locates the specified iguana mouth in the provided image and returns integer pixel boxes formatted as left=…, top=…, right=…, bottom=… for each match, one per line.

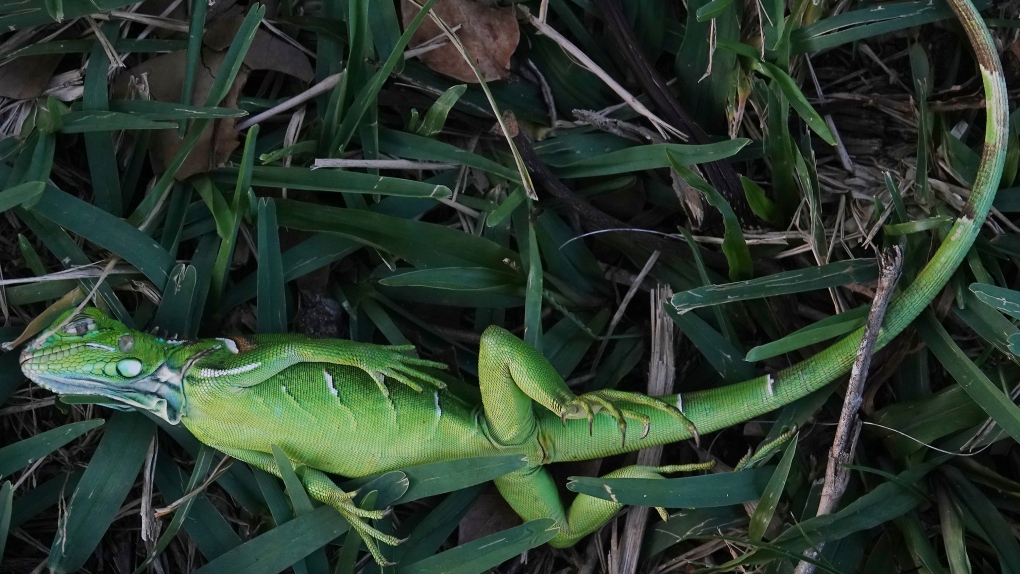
left=21, top=345, right=188, bottom=425
left=19, top=341, right=115, bottom=366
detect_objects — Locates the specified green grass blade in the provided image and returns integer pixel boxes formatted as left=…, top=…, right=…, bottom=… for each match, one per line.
left=192, top=504, right=350, bottom=574
left=133, top=446, right=216, bottom=573
left=392, top=485, right=484, bottom=565
left=344, top=455, right=526, bottom=504
left=919, top=313, right=1020, bottom=445
left=970, top=283, right=1020, bottom=320
left=48, top=412, right=155, bottom=574
left=179, top=0, right=209, bottom=136
left=555, top=140, right=749, bottom=178
left=415, top=84, right=467, bottom=137
left=941, top=465, right=1020, bottom=573
left=0, top=0, right=138, bottom=29
left=671, top=259, right=878, bottom=314
left=746, top=306, right=869, bottom=362
left=791, top=0, right=991, bottom=53
left=216, top=165, right=452, bottom=198
left=0, top=419, right=104, bottom=478
left=153, top=264, right=198, bottom=337
left=666, top=304, right=757, bottom=382
left=152, top=455, right=241, bottom=560
left=109, top=100, right=245, bottom=120
left=10, top=471, right=83, bottom=529
left=378, top=127, right=521, bottom=182
left=0, top=481, right=11, bottom=563
left=753, top=61, right=836, bottom=145
left=274, top=199, right=518, bottom=270
left=127, top=4, right=265, bottom=227
left=378, top=267, right=523, bottom=291
left=0, top=181, right=45, bottom=212
left=766, top=458, right=944, bottom=555
left=935, top=484, right=972, bottom=574
left=31, top=186, right=175, bottom=290
left=331, top=0, right=438, bottom=153
left=397, top=518, right=557, bottom=574
left=568, top=466, right=774, bottom=508
left=669, top=154, right=752, bottom=280
left=257, top=198, right=287, bottom=333
left=272, top=445, right=330, bottom=574
left=749, top=434, right=798, bottom=540
left=82, top=26, right=121, bottom=216
left=60, top=111, right=177, bottom=133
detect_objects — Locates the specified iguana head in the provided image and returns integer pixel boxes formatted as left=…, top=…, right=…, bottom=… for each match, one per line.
left=20, top=307, right=188, bottom=423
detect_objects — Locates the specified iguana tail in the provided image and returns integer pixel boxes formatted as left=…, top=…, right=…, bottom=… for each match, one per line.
left=544, top=0, right=1007, bottom=464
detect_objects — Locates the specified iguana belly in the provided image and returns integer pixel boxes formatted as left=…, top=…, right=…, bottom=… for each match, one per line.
left=180, top=363, right=504, bottom=476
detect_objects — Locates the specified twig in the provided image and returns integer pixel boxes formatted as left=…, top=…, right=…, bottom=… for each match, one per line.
left=794, top=245, right=903, bottom=574
left=615, top=284, right=675, bottom=574
left=522, top=6, right=683, bottom=141
left=311, top=158, right=458, bottom=170
left=236, top=73, right=342, bottom=130
left=572, top=109, right=661, bottom=143
left=154, top=456, right=235, bottom=517
left=592, top=251, right=660, bottom=375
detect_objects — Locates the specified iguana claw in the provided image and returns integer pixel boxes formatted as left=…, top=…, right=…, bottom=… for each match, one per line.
left=359, top=344, right=448, bottom=397
left=558, top=390, right=699, bottom=447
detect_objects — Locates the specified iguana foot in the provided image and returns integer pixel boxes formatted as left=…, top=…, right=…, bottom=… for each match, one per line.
left=356, top=343, right=449, bottom=397
left=331, top=495, right=402, bottom=565
left=559, top=390, right=699, bottom=446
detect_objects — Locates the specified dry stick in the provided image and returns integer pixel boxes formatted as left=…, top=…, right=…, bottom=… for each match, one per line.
left=154, top=456, right=235, bottom=517
left=616, top=284, right=676, bottom=574
left=591, top=250, right=660, bottom=375
left=236, top=73, right=342, bottom=131
left=522, top=7, right=684, bottom=141
left=794, top=245, right=903, bottom=574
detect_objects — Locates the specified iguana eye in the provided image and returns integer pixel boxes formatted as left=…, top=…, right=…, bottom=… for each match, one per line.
left=117, top=359, right=142, bottom=378
left=118, top=334, right=134, bottom=353
left=64, top=318, right=95, bottom=336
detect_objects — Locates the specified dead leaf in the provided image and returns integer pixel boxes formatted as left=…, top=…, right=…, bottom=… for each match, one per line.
left=113, top=7, right=313, bottom=180
left=401, top=0, right=519, bottom=83
left=0, top=54, right=63, bottom=99
left=458, top=487, right=521, bottom=545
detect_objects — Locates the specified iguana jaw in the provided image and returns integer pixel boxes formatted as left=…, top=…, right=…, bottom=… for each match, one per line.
left=19, top=308, right=189, bottom=424
left=21, top=347, right=187, bottom=424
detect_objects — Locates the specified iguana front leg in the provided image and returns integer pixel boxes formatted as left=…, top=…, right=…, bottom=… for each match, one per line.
left=184, top=335, right=447, bottom=397
left=214, top=445, right=400, bottom=565
left=477, top=326, right=698, bottom=543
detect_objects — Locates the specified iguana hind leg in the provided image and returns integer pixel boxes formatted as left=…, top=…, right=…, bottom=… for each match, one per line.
left=478, top=326, right=691, bottom=447
left=478, top=326, right=701, bottom=544
left=495, top=463, right=710, bottom=547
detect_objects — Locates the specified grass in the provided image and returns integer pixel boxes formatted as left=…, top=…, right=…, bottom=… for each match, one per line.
left=1, top=0, right=1018, bottom=572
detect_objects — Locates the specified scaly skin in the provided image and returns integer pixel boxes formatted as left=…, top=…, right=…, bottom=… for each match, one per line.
left=16, top=0, right=1007, bottom=564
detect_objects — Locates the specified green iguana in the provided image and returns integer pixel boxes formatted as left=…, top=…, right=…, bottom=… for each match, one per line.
left=16, top=0, right=1007, bottom=565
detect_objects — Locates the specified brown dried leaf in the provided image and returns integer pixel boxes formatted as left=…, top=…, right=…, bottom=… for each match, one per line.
left=457, top=488, right=521, bottom=545
left=401, top=0, right=519, bottom=83
left=113, top=7, right=313, bottom=180
left=0, top=55, right=63, bottom=99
